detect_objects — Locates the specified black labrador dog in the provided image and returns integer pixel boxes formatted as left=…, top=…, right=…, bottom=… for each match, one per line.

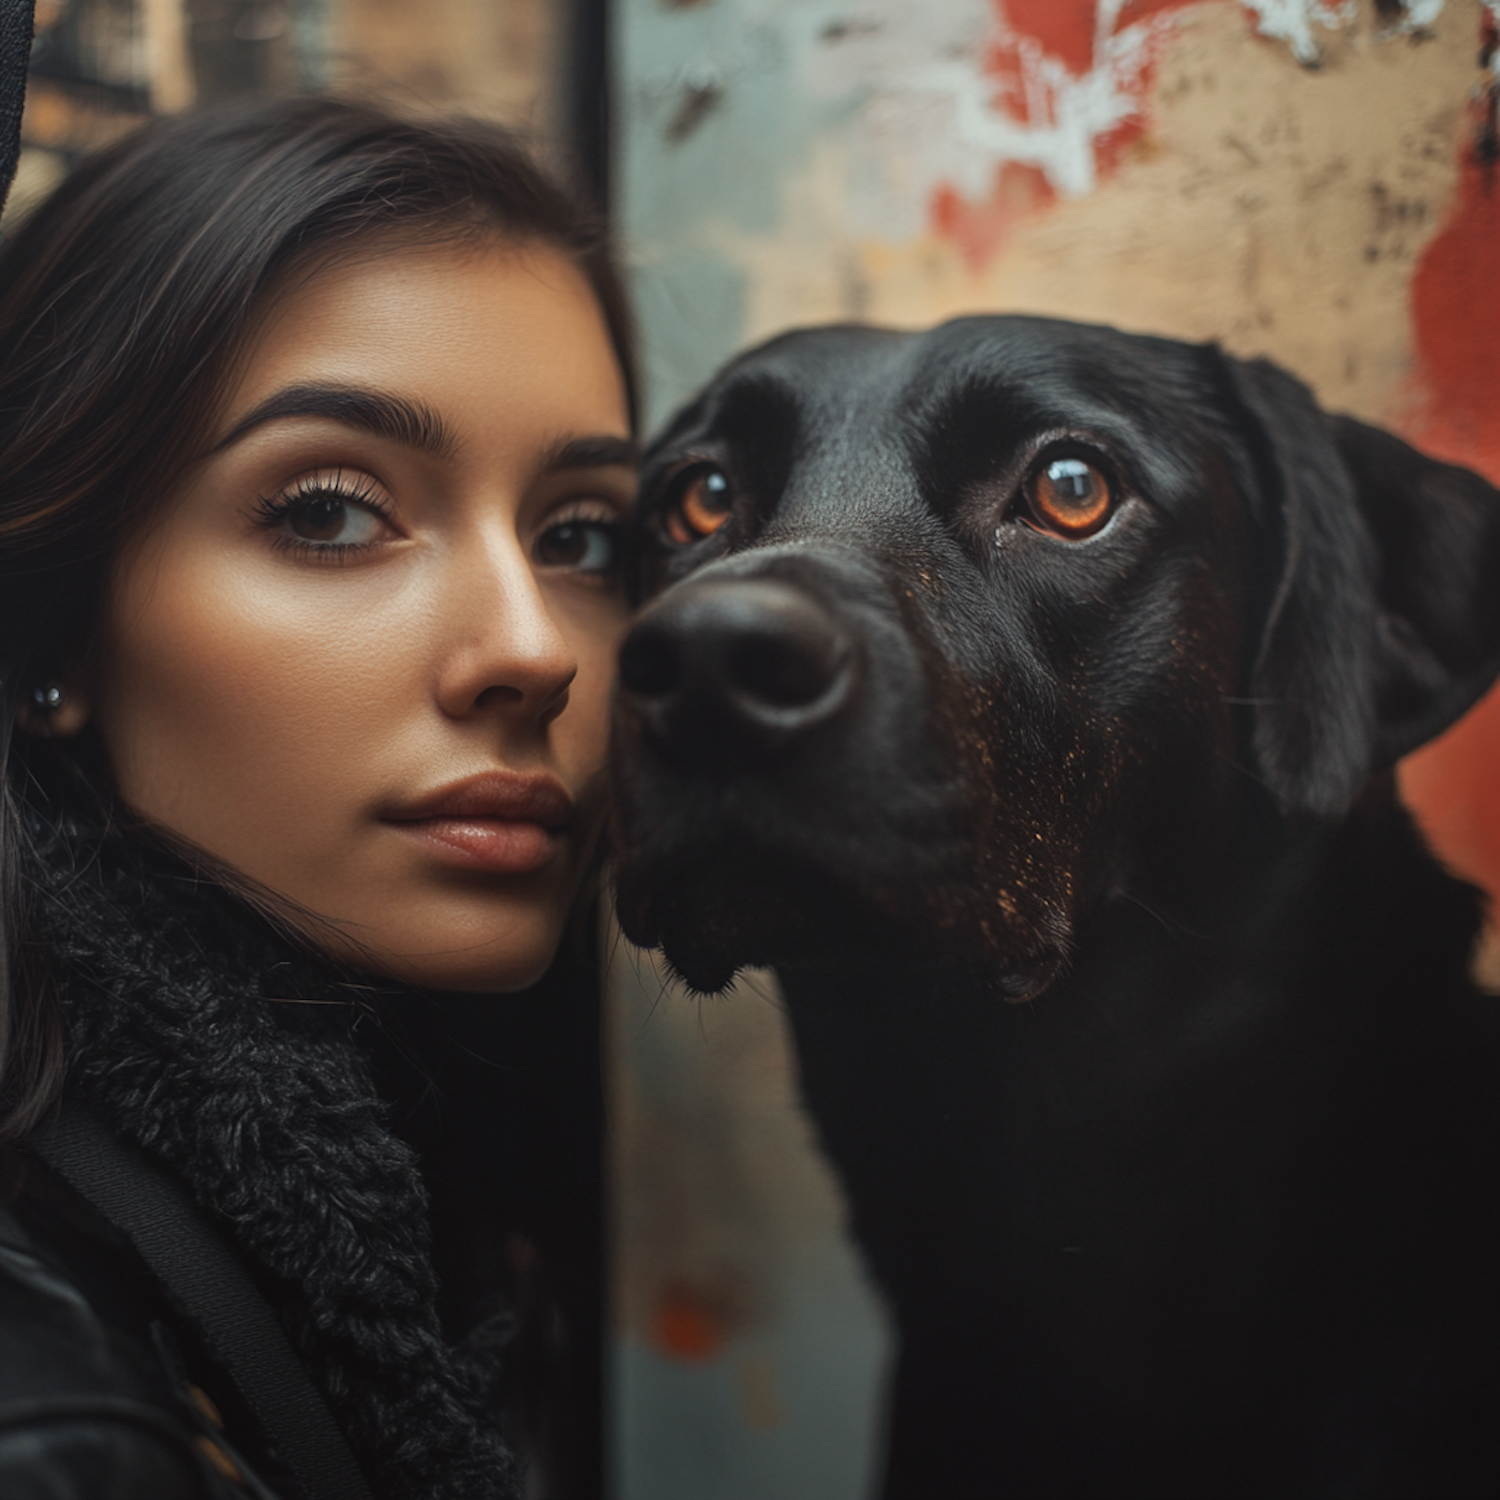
left=611, top=317, right=1500, bottom=1498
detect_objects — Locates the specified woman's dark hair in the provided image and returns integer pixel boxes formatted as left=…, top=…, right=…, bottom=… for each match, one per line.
left=0, top=97, right=638, bottom=1144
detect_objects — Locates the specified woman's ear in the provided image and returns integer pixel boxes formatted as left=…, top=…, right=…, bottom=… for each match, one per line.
left=15, top=675, right=93, bottom=738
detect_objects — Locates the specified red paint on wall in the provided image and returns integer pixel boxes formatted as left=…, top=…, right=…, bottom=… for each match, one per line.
left=931, top=160, right=1055, bottom=273
left=1407, top=167, right=1500, bottom=483
left=991, top=0, right=1098, bottom=77
left=1401, top=689, right=1500, bottom=918
left=646, top=1279, right=738, bottom=1362
left=989, top=0, right=1199, bottom=78
left=1398, top=79, right=1500, bottom=933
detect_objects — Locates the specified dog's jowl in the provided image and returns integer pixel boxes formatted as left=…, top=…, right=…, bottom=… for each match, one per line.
left=612, top=317, right=1500, bottom=1498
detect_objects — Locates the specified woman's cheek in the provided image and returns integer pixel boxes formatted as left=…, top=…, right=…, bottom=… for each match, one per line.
left=94, top=536, right=422, bottom=862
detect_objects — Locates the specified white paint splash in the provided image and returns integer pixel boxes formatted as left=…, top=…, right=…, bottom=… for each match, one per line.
left=1239, top=0, right=1358, bottom=64
left=790, top=0, right=1377, bottom=229
left=1398, top=0, right=1449, bottom=28
left=899, top=15, right=1165, bottom=199
left=637, top=0, right=1452, bottom=250
left=778, top=0, right=1192, bottom=238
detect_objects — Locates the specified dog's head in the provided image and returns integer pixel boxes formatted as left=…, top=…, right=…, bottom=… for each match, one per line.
left=611, top=317, right=1500, bottom=996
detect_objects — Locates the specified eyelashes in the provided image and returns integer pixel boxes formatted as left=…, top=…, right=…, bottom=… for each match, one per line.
left=252, top=470, right=396, bottom=561
left=251, top=471, right=627, bottom=582
left=533, top=498, right=625, bottom=579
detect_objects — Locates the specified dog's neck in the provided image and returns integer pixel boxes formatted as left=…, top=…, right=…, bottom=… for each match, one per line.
left=772, top=774, right=1486, bottom=1262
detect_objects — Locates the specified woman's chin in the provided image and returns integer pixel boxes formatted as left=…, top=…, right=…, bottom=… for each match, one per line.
left=292, top=901, right=570, bottom=994
left=381, top=934, right=562, bottom=994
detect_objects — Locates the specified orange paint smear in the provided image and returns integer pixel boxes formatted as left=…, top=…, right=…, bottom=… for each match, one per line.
left=931, top=160, right=1056, bottom=274
left=1397, top=78, right=1500, bottom=917
left=1401, top=689, right=1500, bottom=910
left=647, top=1282, right=733, bottom=1362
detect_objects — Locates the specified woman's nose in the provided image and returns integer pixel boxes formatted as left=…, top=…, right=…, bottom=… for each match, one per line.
left=434, top=533, right=578, bottom=727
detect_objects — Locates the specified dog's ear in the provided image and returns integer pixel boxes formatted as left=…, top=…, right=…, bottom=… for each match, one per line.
left=1224, top=354, right=1500, bottom=818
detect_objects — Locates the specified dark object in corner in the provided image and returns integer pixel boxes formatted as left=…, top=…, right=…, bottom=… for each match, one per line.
left=30, top=1103, right=374, bottom=1500
left=0, top=0, right=34, bottom=212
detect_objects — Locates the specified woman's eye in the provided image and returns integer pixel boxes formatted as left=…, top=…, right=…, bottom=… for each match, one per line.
left=1021, top=456, right=1115, bottom=539
left=255, top=474, right=395, bottom=558
left=662, top=464, right=733, bottom=545
left=284, top=493, right=386, bottom=546
left=534, top=517, right=620, bottom=575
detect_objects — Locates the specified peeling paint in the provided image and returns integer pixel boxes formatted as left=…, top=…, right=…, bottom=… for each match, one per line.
left=628, top=1, right=1428, bottom=281
left=1374, top=0, right=1449, bottom=34
left=1240, top=0, right=1360, bottom=64
left=793, top=1, right=1199, bottom=233
left=911, top=4, right=1181, bottom=199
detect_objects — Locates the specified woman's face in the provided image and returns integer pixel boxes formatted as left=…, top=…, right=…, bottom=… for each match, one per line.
left=83, top=240, right=634, bottom=991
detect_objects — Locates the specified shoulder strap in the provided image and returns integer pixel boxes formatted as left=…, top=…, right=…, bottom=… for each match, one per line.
left=29, top=1103, right=376, bottom=1500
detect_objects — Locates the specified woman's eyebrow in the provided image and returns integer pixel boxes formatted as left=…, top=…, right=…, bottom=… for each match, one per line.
left=538, top=434, right=638, bottom=473
left=210, top=383, right=455, bottom=458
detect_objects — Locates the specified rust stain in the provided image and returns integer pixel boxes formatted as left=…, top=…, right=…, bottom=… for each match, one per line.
left=740, top=1353, right=787, bottom=1431
left=647, top=1276, right=747, bottom=1362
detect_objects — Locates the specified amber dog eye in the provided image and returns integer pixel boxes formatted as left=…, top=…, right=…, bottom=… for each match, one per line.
left=663, top=465, right=734, bottom=545
left=1023, top=456, right=1114, bottom=539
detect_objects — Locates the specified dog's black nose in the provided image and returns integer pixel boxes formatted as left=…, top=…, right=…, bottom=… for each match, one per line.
left=619, top=578, right=855, bottom=761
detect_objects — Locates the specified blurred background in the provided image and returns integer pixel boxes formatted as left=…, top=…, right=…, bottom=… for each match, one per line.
left=12, top=2, right=1499, bottom=1495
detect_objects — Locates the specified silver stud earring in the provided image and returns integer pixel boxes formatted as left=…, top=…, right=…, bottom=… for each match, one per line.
left=30, top=684, right=64, bottom=713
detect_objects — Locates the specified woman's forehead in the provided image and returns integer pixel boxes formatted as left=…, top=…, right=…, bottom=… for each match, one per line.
left=222, top=240, right=631, bottom=461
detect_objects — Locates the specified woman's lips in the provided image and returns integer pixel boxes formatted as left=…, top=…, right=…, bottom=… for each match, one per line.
left=397, top=817, right=558, bottom=873
left=382, top=773, right=573, bottom=875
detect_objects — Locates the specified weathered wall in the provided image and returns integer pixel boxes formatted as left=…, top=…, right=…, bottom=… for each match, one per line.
left=609, top=945, right=890, bottom=1500
left=325, top=0, right=557, bottom=134
left=623, top=0, right=1495, bottom=437
left=613, top=3, right=1500, bottom=1495
left=10, top=0, right=562, bottom=228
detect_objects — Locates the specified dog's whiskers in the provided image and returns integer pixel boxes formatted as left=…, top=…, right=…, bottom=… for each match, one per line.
left=1117, top=888, right=1209, bottom=944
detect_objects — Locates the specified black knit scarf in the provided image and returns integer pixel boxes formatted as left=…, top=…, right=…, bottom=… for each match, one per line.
left=23, top=799, right=524, bottom=1500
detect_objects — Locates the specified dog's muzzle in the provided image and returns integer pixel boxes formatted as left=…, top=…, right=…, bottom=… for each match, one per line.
left=618, top=578, right=858, bottom=766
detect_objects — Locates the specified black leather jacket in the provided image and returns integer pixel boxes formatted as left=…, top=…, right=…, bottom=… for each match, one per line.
left=0, top=1155, right=286, bottom=1499
left=0, top=804, right=605, bottom=1500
